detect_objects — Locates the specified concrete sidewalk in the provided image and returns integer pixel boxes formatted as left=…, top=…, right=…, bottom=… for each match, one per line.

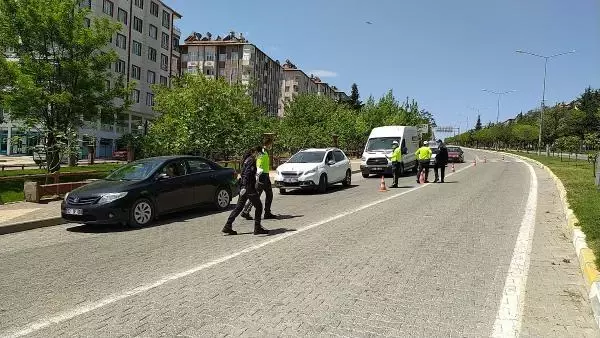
left=0, top=161, right=363, bottom=235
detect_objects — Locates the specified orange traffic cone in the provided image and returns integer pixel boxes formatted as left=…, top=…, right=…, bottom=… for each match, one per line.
left=419, top=171, right=425, bottom=184
left=484, top=156, right=487, bottom=163
left=502, top=155, right=505, bottom=161
left=472, top=159, right=477, bottom=166
left=379, top=176, right=388, bottom=192
left=451, top=163, right=455, bottom=172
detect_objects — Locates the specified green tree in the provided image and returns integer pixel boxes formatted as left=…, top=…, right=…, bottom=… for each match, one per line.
left=475, top=115, right=482, bottom=130
left=349, top=83, right=362, bottom=111
left=144, top=74, right=266, bottom=159
left=0, top=0, right=131, bottom=172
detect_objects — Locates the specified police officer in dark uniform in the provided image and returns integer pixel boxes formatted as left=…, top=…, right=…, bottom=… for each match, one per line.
left=222, top=146, right=269, bottom=236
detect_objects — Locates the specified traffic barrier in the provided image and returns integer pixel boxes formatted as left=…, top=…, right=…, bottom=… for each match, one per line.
left=379, top=176, right=388, bottom=192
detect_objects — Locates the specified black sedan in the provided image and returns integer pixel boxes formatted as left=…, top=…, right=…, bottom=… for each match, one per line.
left=61, top=156, right=238, bottom=228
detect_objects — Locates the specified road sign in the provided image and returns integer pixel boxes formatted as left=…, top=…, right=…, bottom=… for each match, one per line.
left=417, top=124, right=429, bottom=134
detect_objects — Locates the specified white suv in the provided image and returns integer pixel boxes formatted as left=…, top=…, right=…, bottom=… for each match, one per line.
left=274, top=148, right=352, bottom=194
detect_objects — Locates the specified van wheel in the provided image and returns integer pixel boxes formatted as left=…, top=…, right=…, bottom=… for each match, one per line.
left=318, top=174, right=328, bottom=194
left=361, top=172, right=369, bottom=178
left=279, top=188, right=287, bottom=195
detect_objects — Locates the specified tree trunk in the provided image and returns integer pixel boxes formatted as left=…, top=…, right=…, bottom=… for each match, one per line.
left=46, top=132, right=61, bottom=173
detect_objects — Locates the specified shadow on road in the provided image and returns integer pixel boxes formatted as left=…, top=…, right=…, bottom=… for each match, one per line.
left=283, top=184, right=358, bottom=195
left=66, top=204, right=235, bottom=233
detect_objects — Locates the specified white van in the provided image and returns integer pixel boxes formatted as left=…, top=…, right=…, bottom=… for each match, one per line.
left=360, top=126, right=420, bottom=178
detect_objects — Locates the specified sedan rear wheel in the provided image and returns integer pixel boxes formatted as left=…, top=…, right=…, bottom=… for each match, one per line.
left=342, top=170, right=352, bottom=187
left=130, top=198, right=154, bottom=228
left=214, top=187, right=231, bottom=211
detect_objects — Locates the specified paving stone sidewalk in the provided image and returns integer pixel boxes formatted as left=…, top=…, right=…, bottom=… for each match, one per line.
left=520, top=164, right=598, bottom=337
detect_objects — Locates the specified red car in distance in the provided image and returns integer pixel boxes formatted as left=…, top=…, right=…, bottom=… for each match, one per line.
left=447, top=146, right=464, bottom=163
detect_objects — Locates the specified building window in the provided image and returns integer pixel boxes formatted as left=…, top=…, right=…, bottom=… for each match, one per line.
left=133, top=17, right=143, bottom=33
left=160, top=76, right=168, bottom=86
left=150, top=1, right=159, bottom=17
left=115, top=59, right=125, bottom=74
left=102, top=0, right=113, bottom=16
left=172, top=35, right=180, bottom=50
left=161, top=32, right=169, bottom=50
left=132, top=89, right=140, bottom=103
left=117, top=8, right=127, bottom=25
left=148, top=47, right=157, bottom=61
left=131, top=65, right=141, bottom=80
left=116, top=33, right=126, bottom=49
left=149, top=24, right=157, bottom=39
left=80, top=0, right=91, bottom=9
left=231, top=52, right=239, bottom=61
left=162, top=11, right=170, bottom=29
left=83, top=17, right=90, bottom=28
left=205, top=68, right=214, bottom=76
left=147, top=70, right=155, bottom=84
left=205, top=52, right=214, bottom=61
left=293, top=85, right=298, bottom=92
left=146, top=92, right=154, bottom=106
left=160, top=54, right=168, bottom=70
left=132, top=40, right=142, bottom=56
left=134, top=0, right=143, bottom=9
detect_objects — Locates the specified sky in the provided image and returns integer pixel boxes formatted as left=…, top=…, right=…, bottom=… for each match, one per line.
left=163, top=0, right=600, bottom=137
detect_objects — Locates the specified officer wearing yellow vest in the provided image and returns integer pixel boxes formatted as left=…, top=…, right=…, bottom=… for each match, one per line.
left=241, top=139, right=277, bottom=220
left=387, top=140, right=402, bottom=188
left=415, top=141, right=433, bottom=183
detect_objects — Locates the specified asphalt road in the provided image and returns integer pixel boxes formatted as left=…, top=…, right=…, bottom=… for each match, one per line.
left=0, top=150, right=595, bottom=337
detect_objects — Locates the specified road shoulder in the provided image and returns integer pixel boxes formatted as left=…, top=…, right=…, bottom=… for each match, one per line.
left=520, top=163, right=598, bottom=337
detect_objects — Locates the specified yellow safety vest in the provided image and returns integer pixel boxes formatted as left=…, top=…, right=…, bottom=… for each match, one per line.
left=390, top=147, right=401, bottom=162
left=415, top=146, right=432, bottom=160
left=257, top=149, right=270, bottom=173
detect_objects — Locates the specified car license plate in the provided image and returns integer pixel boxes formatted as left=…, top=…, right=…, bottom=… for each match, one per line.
left=283, top=177, right=298, bottom=183
left=66, top=208, right=83, bottom=216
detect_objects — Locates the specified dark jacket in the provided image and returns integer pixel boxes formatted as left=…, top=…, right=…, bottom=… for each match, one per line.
left=436, top=146, right=449, bottom=166
left=240, top=155, right=258, bottom=193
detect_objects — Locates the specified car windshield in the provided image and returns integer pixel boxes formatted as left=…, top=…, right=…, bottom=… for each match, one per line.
left=288, top=151, right=325, bottom=163
left=431, top=147, right=440, bottom=154
left=105, top=160, right=162, bottom=181
left=366, top=137, right=401, bottom=151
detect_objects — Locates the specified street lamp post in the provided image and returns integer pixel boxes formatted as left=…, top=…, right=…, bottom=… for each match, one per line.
left=516, top=49, right=575, bottom=155
left=482, top=89, right=515, bottom=124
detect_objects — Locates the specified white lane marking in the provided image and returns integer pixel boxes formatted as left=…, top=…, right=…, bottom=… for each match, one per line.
left=491, top=156, right=538, bottom=338
left=1, top=165, right=475, bottom=338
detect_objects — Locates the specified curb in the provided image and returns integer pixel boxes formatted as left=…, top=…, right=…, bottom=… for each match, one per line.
left=0, top=217, right=66, bottom=236
left=474, top=148, right=600, bottom=329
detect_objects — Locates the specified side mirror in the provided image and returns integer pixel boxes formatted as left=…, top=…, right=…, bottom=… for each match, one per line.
left=156, top=173, right=169, bottom=180
left=327, top=160, right=335, bottom=166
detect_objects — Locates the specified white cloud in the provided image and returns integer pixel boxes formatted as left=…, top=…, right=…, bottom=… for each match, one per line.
left=308, top=70, right=338, bottom=78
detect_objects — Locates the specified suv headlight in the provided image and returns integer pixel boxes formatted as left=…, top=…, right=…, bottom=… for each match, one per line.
left=304, top=167, right=317, bottom=175
left=63, top=192, right=70, bottom=202
left=97, top=192, right=128, bottom=205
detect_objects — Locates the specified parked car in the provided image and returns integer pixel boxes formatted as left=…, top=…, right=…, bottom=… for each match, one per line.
left=61, top=156, right=238, bottom=228
left=113, top=149, right=128, bottom=161
left=274, top=148, right=352, bottom=194
left=447, top=146, right=465, bottom=163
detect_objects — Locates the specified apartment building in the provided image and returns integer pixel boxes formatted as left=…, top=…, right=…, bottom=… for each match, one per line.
left=180, top=32, right=283, bottom=117
left=0, top=0, right=181, bottom=157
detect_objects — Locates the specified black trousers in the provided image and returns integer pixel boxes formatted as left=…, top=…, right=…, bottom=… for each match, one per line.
left=243, top=173, right=272, bottom=215
left=417, top=160, right=430, bottom=182
left=226, top=191, right=262, bottom=227
left=434, top=165, right=446, bottom=182
left=392, top=162, right=401, bottom=186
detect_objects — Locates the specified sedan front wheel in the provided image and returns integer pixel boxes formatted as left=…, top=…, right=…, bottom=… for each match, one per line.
left=129, top=198, right=154, bottom=228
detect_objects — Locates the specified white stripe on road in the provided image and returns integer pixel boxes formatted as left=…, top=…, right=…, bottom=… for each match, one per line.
left=1, top=164, right=474, bottom=338
left=491, top=156, right=538, bottom=337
